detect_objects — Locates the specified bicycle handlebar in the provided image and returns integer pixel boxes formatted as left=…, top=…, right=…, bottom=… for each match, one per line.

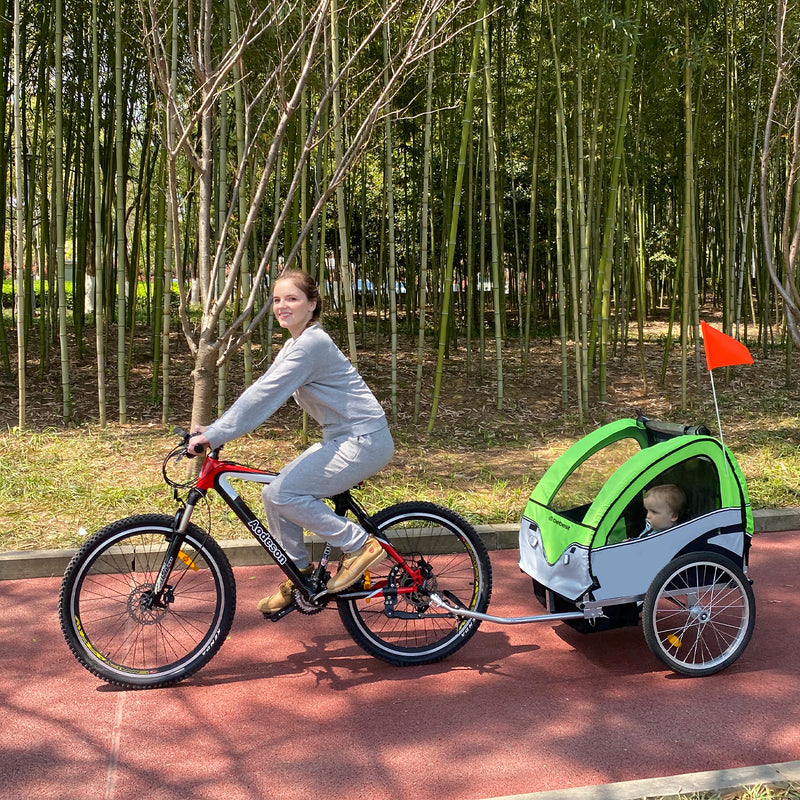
left=172, top=426, right=214, bottom=458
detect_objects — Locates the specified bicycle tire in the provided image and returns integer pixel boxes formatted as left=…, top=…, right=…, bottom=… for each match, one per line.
left=337, top=502, right=492, bottom=666
left=642, top=551, right=755, bottom=677
left=59, top=514, right=236, bottom=689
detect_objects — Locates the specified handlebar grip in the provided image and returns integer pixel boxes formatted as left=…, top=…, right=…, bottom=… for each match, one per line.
left=192, top=443, right=206, bottom=455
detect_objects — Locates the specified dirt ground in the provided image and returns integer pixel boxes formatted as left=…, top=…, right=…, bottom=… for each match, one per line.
left=1, top=316, right=795, bottom=442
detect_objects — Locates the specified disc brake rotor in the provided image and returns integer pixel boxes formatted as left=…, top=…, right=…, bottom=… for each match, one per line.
left=128, top=584, right=170, bottom=624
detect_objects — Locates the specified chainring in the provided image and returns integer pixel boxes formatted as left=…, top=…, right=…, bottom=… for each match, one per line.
left=292, top=588, right=329, bottom=615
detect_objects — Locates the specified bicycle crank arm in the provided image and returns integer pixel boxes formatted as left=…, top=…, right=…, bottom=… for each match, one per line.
left=427, top=593, right=586, bottom=625
left=267, top=604, right=298, bottom=622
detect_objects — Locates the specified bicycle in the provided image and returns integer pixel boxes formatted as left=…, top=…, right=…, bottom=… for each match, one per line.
left=58, top=429, right=493, bottom=689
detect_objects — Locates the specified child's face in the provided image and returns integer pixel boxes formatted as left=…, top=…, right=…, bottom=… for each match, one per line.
left=644, top=494, right=679, bottom=532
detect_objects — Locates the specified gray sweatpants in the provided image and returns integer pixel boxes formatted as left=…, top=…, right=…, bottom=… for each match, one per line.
left=261, top=426, right=394, bottom=568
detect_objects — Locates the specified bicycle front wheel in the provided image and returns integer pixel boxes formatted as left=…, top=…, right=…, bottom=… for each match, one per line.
left=59, top=514, right=236, bottom=689
left=337, top=502, right=492, bottom=666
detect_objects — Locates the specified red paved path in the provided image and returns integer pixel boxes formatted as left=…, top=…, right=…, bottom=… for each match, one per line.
left=2, top=531, right=799, bottom=800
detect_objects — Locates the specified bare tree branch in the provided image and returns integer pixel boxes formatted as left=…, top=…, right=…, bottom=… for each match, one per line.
left=136, top=0, right=477, bottom=421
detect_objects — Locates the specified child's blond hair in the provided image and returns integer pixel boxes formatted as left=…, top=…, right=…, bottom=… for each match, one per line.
left=644, top=484, right=687, bottom=517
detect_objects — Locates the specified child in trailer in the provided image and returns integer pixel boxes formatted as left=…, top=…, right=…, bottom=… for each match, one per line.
left=187, top=269, right=394, bottom=613
left=635, top=483, right=687, bottom=537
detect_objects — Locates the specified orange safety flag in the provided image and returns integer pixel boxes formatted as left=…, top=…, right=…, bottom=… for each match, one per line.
left=700, top=321, right=753, bottom=371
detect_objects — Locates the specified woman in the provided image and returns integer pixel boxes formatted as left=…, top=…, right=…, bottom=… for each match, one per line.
left=188, top=270, right=394, bottom=612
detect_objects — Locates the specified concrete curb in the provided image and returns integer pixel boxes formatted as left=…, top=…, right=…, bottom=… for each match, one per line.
left=483, top=760, right=800, bottom=800
left=2, top=508, right=798, bottom=582
left=0, top=522, right=520, bottom=581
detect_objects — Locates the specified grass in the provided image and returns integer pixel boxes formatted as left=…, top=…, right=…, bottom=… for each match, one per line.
left=647, top=784, right=800, bottom=800
left=0, top=421, right=534, bottom=551
left=2, top=385, right=800, bottom=552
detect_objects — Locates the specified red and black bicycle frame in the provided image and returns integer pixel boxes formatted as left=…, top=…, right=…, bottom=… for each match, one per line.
left=160, top=450, right=424, bottom=610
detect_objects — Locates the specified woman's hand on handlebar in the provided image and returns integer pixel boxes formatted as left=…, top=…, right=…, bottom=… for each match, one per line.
left=187, top=428, right=210, bottom=458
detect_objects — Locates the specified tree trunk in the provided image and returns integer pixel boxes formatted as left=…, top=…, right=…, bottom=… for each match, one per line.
left=54, top=0, right=72, bottom=422
left=331, top=0, right=358, bottom=366
left=13, top=0, right=25, bottom=428
left=383, top=9, right=398, bottom=422
left=482, top=6, right=503, bottom=411
left=681, top=12, right=695, bottom=411
left=427, top=4, right=482, bottom=432
left=596, top=0, right=639, bottom=400
left=413, top=16, right=435, bottom=424
left=114, top=0, right=127, bottom=422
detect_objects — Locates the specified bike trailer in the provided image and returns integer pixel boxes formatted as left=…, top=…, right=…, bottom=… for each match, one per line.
left=519, top=416, right=753, bottom=613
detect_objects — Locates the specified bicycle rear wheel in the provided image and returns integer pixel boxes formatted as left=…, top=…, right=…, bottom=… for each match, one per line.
left=337, top=502, right=492, bottom=666
left=59, top=514, right=236, bottom=689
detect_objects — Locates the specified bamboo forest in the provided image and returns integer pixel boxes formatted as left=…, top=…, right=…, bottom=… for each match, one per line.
left=4, top=0, right=800, bottom=432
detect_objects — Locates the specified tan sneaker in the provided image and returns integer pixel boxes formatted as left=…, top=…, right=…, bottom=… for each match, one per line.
left=257, top=565, right=314, bottom=613
left=326, top=537, right=384, bottom=593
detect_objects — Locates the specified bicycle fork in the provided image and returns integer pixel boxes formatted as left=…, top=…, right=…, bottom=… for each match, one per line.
left=149, top=488, right=206, bottom=603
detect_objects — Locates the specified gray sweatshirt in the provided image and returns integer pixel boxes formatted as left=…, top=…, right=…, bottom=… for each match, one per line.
left=204, top=324, right=387, bottom=449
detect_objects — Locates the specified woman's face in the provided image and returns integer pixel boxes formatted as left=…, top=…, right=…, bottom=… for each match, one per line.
left=272, top=277, right=317, bottom=338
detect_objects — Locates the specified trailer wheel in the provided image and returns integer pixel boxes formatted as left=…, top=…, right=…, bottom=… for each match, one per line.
left=642, top=551, right=754, bottom=677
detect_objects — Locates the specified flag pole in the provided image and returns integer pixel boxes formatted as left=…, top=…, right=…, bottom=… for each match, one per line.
left=708, top=368, right=730, bottom=475
left=708, top=369, right=724, bottom=445
left=701, top=321, right=752, bottom=475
